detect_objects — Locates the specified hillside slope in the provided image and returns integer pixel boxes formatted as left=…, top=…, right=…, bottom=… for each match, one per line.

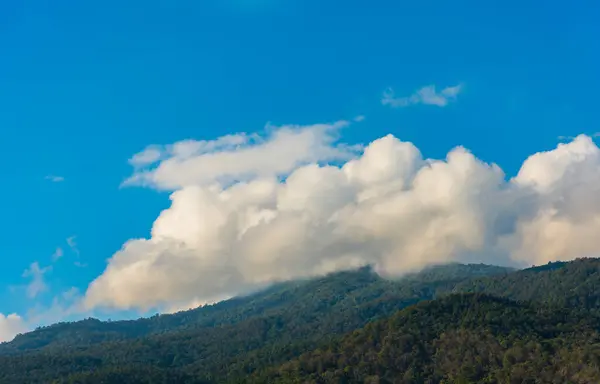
left=253, top=293, right=600, bottom=384
left=3, top=259, right=600, bottom=382
left=0, top=263, right=510, bottom=355
left=454, top=258, right=600, bottom=310
left=0, top=263, right=511, bottom=383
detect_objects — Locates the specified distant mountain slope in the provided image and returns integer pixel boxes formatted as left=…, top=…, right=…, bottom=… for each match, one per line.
left=0, top=263, right=512, bottom=383
left=0, top=263, right=511, bottom=356
left=253, top=293, right=600, bottom=384
left=453, top=258, right=600, bottom=309
left=5, top=259, right=600, bottom=383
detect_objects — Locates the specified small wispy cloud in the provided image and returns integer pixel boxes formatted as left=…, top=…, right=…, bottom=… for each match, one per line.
left=61, top=287, right=80, bottom=301
left=382, top=84, right=463, bottom=108
left=128, top=146, right=162, bottom=168
left=22, top=262, right=52, bottom=299
left=45, top=175, right=65, bottom=182
left=66, top=236, right=79, bottom=256
left=51, top=247, right=64, bottom=262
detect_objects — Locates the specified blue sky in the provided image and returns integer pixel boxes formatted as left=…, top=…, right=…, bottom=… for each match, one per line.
left=1, top=0, right=599, bottom=335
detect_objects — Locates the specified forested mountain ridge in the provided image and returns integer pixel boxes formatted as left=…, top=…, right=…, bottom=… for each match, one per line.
left=2, top=259, right=600, bottom=383
left=0, top=263, right=511, bottom=355
left=453, top=258, right=600, bottom=309
left=252, top=293, right=600, bottom=383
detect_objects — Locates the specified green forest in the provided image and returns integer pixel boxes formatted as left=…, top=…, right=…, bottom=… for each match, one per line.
left=2, top=259, right=600, bottom=383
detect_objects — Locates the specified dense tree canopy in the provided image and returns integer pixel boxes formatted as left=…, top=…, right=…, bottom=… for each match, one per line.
left=1, top=259, right=600, bottom=383
left=254, top=294, right=600, bottom=383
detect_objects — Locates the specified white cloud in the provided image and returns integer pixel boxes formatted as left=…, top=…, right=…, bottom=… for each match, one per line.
left=52, top=247, right=64, bottom=262
left=45, top=175, right=65, bottom=182
left=121, top=120, right=361, bottom=191
left=82, top=122, right=600, bottom=312
left=560, top=132, right=600, bottom=141
left=0, top=286, right=94, bottom=343
left=128, top=146, right=163, bottom=168
left=5, top=288, right=89, bottom=341
left=0, top=313, right=27, bottom=342
left=382, top=84, right=462, bottom=108
left=66, top=236, right=79, bottom=256
left=22, top=262, right=51, bottom=299
left=24, top=287, right=86, bottom=326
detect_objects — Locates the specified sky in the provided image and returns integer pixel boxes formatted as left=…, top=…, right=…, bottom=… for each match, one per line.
left=1, top=0, right=600, bottom=341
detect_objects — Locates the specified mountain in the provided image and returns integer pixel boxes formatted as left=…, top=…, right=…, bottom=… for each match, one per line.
left=0, top=263, right=511, bottom=383
left=0, top=263, right=511, bottom=355
left=451, top=259, right=600, bottom=311
left=253, top=293, right=600, bottom=383
left=2, top=259, right=600, bottom=382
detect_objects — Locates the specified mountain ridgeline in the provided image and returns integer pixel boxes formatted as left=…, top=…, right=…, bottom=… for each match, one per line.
left=0, top=263, right=511, bottom=355
left=2, top=259, right=600, bottom=383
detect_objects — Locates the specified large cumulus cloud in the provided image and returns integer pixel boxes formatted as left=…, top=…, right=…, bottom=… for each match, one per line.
left=84, top=120, right=600, bottom=312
